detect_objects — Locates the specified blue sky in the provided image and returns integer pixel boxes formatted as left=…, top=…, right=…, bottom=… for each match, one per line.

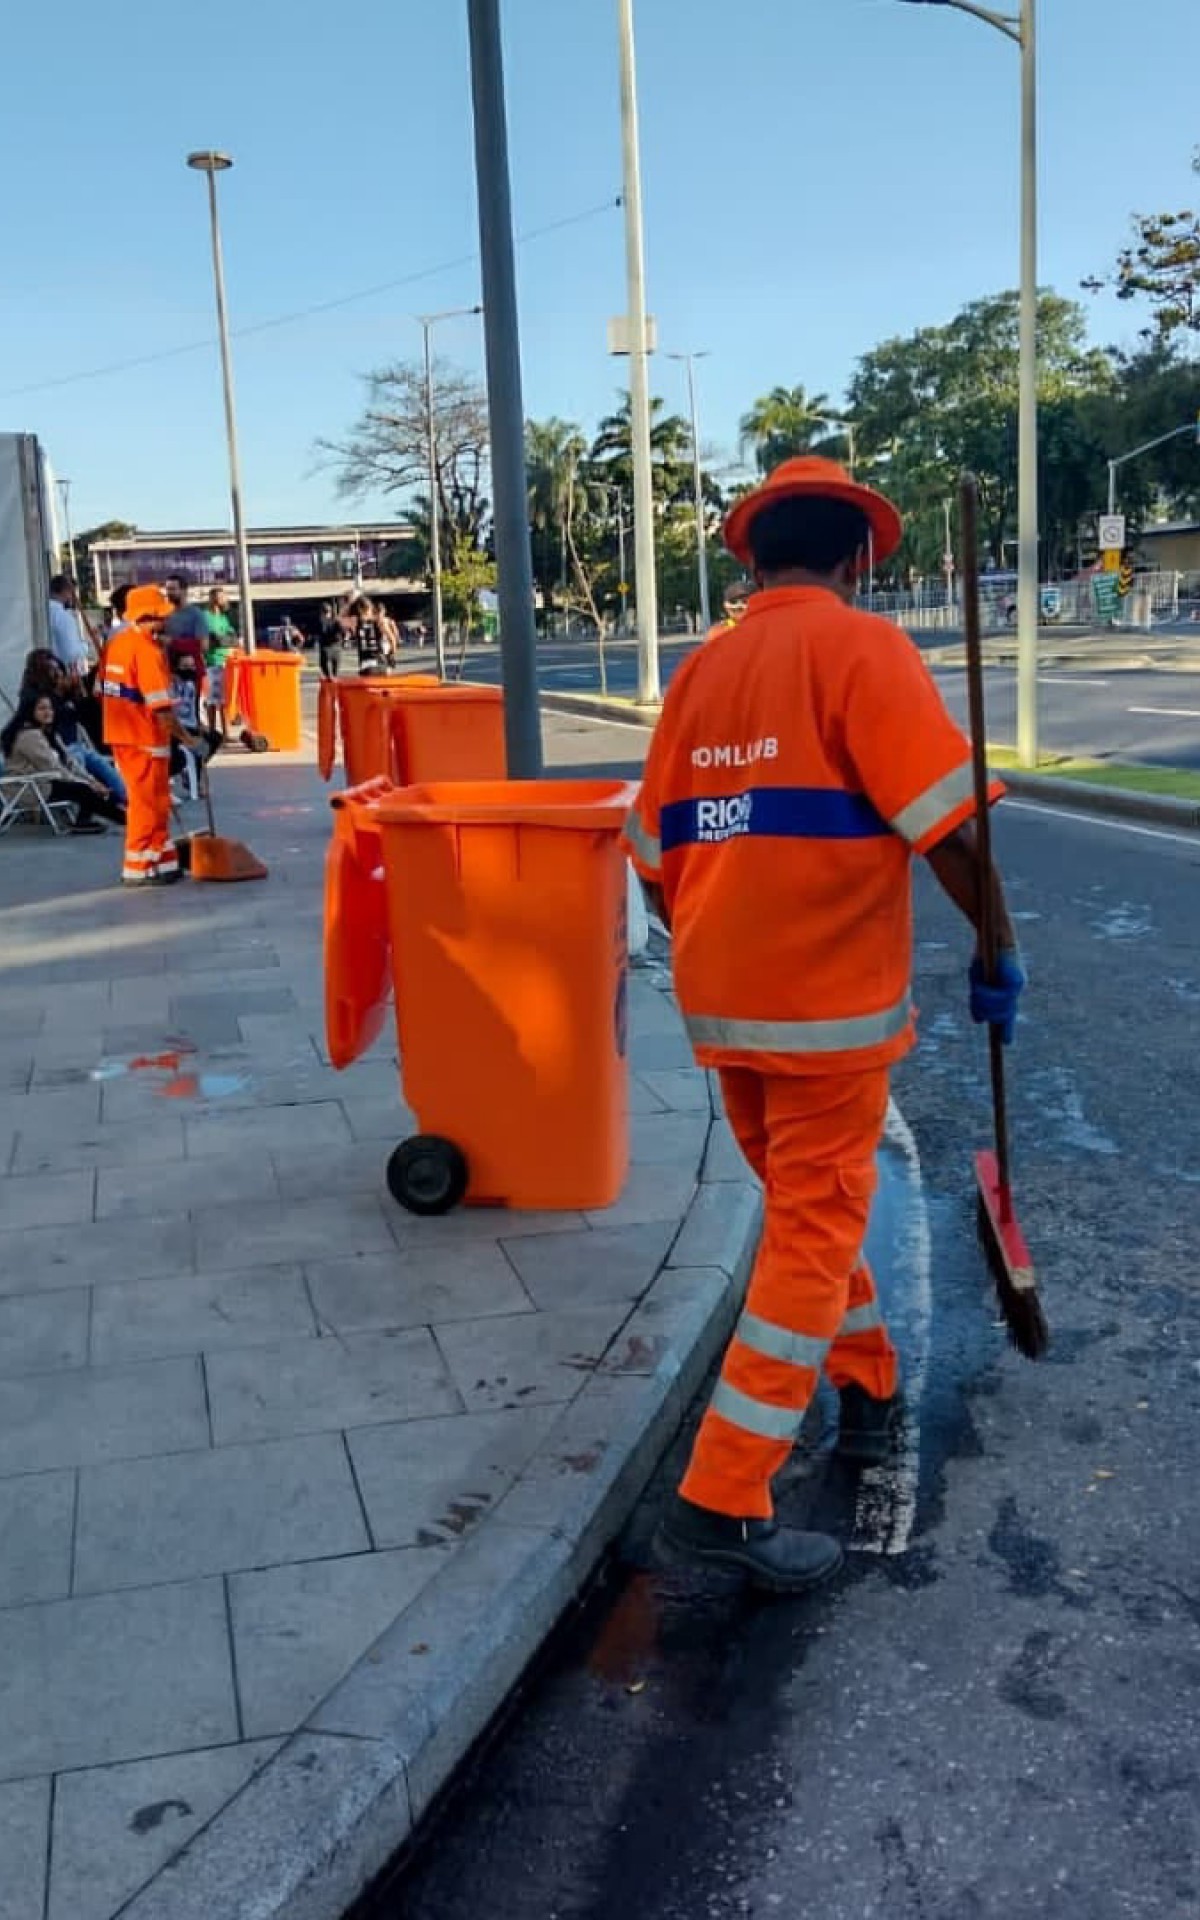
left=3, top=0, right=1195, bottom=533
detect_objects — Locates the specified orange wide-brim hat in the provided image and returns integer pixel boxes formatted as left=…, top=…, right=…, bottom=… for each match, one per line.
left=723, top=455, right=903, bottom=573
left=126, top=585, right=173, bottom=625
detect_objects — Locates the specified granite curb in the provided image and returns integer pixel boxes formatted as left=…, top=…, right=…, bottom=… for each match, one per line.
left=116, top=1064, right=761, bottom=1920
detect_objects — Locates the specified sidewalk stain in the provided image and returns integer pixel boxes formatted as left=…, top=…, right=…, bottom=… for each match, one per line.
left=90, top=1045, right=249, bottom=1102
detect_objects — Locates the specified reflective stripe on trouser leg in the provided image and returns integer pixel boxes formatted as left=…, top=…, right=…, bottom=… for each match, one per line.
left=679, top=1065, right=893, bottom=1520
left=824, top=1260, right=899, bottom=1399
left=718, top=1067, right=768, bottom=1182
left=115, top=748, right=177, bottom=881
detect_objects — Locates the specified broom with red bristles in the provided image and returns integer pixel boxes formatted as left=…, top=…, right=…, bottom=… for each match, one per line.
left=959, top=473, right=1049, bottom=1360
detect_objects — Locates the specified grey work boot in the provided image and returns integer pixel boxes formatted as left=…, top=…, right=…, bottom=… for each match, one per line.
left=659, top=1495, right=843, bottom=1594
left=836, top=1384, right=903, bottom=1466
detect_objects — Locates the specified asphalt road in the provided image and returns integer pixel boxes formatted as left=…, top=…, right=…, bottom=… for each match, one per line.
left=362, top=716, right=1200, bottom=1920
left=456, top=639, right=1200, bottom=768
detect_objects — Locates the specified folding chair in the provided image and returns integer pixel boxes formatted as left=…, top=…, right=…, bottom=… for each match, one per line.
left=0, top=769, right=77, bottom=836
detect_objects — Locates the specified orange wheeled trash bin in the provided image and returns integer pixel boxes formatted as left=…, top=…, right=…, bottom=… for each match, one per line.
left=317, top=675, right=442, bottom=784
left=225, top=649, right=304, bottom=751
left=324, top=778, right=634, bottom=1213
left=386, top=685, right=507, bottom=786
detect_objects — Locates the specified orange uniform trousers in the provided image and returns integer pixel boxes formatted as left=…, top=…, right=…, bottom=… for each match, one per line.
left=679, top=1065, right=899, bottom=1521
left=113, top=747, right=177, bottom=884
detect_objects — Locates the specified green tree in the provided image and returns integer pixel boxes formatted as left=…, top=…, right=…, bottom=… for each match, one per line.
left=739, top=385, right=839, bottom=474
left=71, top=520, right=136, bottom=603
left=589, top=394, right=693, bottom=508
left=1084, top=149, right=1200, bottom=345
left=526, top=417, right=589, bottom=625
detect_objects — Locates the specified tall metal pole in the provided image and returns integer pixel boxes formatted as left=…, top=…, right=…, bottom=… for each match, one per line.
left=422, top=319, right=447, bottom=680
left=467, top=0, right=543, bottom=777
left=1015, top=0, right=1039, bottom=766
left=670, top=352, right=712, bottom=633
left=188, top=153, right=256, bottom=652
left=616, top=0, right=660, bottom=705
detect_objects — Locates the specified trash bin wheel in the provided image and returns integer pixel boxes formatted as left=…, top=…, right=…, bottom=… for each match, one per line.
left=387, top=1135, right=469, bottom=1216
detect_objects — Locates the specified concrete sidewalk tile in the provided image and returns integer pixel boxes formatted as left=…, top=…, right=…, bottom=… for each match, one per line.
left=231, top=1547, right=446, bottom=1740
left=339, top=1094, right=415, bottom=1145
left=170, top=986, right=296, bottom=1029
left=638, top=1067, right=710, bottom=1113
left=585, top=1161, right=697, bottom=1229
left=273, top=1145, right=387, bottom=1203
left=310, top=1521, right=575, bottom=1825
left=11, top=1115, right=187, bottom=1178
left=74, top=1433, right=368, bottom=1593
left=668, top=1179, right=762, bottom=1282
left=0, top=1288, right=90, bottom=1378
left=0, top=1355, right=208, bottom=1475
left=347, top=1405, right=559, bottom=1550
left=106, top=978, right=175, bottom=1022
left=195, top=1194, right=393, bottom=1272
left=206, top=1328, right=461, bottom=1446
left=599, top=1266, right=735, bottom=1395
left=629, top=1108, right=710, bottom=1168
left=0, top=1578, right=235, bottom=1782
left=306, top=1244, right=532, bottom=1336
left=0, top=1213, right=193, bottom=1298
left=435, top=1303, right=625, bottom=1412
left=111, top=1732, right=410, bottom=1920
left=703, top=1115, right=757, bottom=1184
left=96, top=1153, right=282, bottom=1223
left=0, top=1470, right=75, bottom=1606
left=495, top=1370, right=677, bottom=1547
left=388, top=1206, right=590, bottom=1250
left=0, top=1167, right=95, bottom=1230
left=184, top=1101, right=351, bottom=1162
left=0, top=1776, right=50, bottom=1920
left=629, top=1028, right=696, bottom=1072
left=91, top=1265, right=314, bottom=1367
left=48, top=1739, right=280, bottom=1920
left=0, top=1083, right=102, bottom=1142
left=0, top=1050, right=33, bottom=1095
left=171, top=947, right=282, bottom=975
left=501, top=1220, right=675, bottom=1312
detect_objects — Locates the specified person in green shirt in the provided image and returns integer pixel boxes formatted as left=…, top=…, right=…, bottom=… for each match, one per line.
left=203, top=587, right=236, bottom=733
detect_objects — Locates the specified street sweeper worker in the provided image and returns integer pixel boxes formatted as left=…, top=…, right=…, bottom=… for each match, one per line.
left=622, top=456, right=1025, bottom=1593
left=100, top=584, right=206, bottom=888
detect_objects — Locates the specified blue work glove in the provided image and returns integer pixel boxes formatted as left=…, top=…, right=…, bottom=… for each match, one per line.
left=968, top=948, right=1026, bottom=1045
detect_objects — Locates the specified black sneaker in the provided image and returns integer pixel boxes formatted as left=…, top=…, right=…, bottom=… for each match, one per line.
left=70, top=819, right=107, bottom=835
left=658, top=1494, right=843, bottom=1594
left=836, top=1384, right=903, bottom=1466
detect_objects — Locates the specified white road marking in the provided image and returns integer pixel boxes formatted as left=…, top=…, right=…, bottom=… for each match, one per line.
left=851, top=1098, right=932, bottom=1558
left=1038, top=676, right=1113, bottom=687
left=1127, top=705, right=1200, bottom=718
left=1005, top=800, right=1199, bottom=847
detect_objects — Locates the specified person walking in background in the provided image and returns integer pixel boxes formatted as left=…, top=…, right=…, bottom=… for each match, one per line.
left=162, top=577, right=210, bottom=684
left=48, top=575, right=92, bottom=679
left=317, top=602, right=342, bottom=680
left=203, top=587, right=236, bottom=734
left=705, top=576, right=753, bottom=642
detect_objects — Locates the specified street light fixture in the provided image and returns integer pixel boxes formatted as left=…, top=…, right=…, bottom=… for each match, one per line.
left=897, top=0, right=1039, bottom=766
left=417, top=305, right=483, bottom=682
left=186, top=150, right=256, bottom=653
left=666, top=350, right=712, bottom=633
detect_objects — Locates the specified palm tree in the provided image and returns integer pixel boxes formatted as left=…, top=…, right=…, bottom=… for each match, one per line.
left=589, top=394, right=693, bottom=507
left=526, top=418, right=590, bottom=626
left=739, top=385, right=841, bottom=474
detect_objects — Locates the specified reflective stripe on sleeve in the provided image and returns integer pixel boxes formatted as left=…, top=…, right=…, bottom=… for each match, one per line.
left=839, top=1300, right=886, bottom=1336
left=735, top=1311, right=829, bottom=1371
left=623, top=808, right=661, bottom=870
left=685, top=993, right=911, bottom=1058
left=890, top=762, right=974, bottom=846
left=143, top=690, right=173, bottom=710
left=708, top=1378, right=806, bottom=1444
left=100, top=680, right=145, bottom=705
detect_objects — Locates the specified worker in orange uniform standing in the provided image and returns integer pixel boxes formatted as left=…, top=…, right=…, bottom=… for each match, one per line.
left=704, top=574, right=752, bottom=642
left=623, top=458, right=1024, bottom=1593
left=100, top=585, right=200, bottom=887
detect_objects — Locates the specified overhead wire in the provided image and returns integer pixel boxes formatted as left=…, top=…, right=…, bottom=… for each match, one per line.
left=2, top=195, right=621, bottom=400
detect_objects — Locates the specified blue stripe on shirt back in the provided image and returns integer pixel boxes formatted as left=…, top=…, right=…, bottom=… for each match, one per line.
left=660, top=786, right=889, bottom=852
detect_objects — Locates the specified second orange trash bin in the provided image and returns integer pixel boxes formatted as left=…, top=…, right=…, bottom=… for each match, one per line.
left=226, top=649, right=305, bottom=751
left=325, top=778, right=634, bottom=1213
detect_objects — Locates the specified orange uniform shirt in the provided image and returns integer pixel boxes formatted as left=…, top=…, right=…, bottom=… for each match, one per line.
left=623, top=585, right=1002, bottom=1076
left=100, top=625, right=175, bottom=757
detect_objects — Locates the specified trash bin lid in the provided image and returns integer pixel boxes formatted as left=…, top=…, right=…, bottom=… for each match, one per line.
left=374, top=778, right=637, bottom=830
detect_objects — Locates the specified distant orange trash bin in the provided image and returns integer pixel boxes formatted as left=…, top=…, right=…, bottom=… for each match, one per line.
left=323, top=777, right=634, bottom=1213
left=317, top=676, right=462, bottom=784
left=225, top=650, right=304, bottom=752
left=386, top=685, right=507, bottom=786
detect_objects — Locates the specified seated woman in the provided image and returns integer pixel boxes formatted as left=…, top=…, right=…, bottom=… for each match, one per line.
left=0, top=694, right=127, bottom=835
left=20, top=650, right=128, bottom=808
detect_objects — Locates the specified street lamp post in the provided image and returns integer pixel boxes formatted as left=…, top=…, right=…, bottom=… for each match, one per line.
left=418, top=305, right=482, bottom=682
left=186, top=151, right=256, bottom=653
left=897, top=0, right=1038, bottom=766
left=616, top=0, right=660, bottom=705
left=667, top=350, right=712, bottom=633
left=466, top=0, right=543, bottom=776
